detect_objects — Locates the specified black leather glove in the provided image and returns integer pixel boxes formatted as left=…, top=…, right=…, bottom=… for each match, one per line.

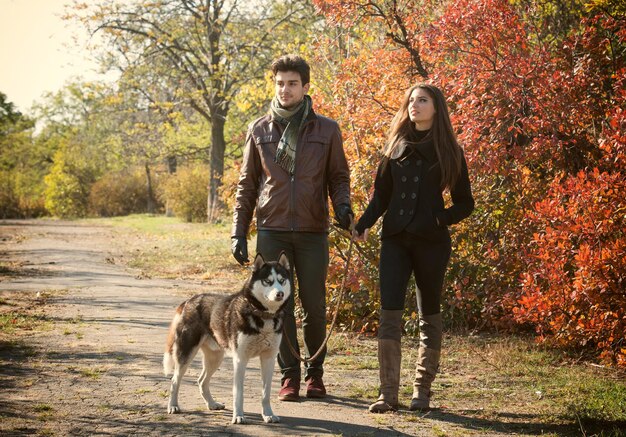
left=231, top=236, right=249, bottom=265
left=334, top=203, right=354, bottom=231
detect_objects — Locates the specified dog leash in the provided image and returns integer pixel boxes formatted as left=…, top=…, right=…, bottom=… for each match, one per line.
left=282, top=224, right=356, bottom=364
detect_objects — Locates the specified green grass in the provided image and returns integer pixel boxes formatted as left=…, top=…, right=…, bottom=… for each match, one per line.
left=33, top=404, right=53, bottom=413
left=97, top=404, right=112, bottom=412
left=430, top=334, right=626, bottom=434
left=0, top=312, right=50, bottom=335
left=78, top=367, right=105, bottom=379
left=97, top=214, right=178, bottom=230
left=85, top=215, right=247, bottom=284
left=33, top=404, right=55, bottom=422
left=346, top=382, right=378, bottom=400
left=562, top=376, right=626, bottom=422
left=134, top=388, right=152, bottom=395
left=330, top=333, right=377, bottom=351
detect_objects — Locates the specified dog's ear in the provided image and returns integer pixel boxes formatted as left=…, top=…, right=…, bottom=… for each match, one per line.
left=253, top=253, right=265, bottom=271
left=277, top=251, right=290, bottom=271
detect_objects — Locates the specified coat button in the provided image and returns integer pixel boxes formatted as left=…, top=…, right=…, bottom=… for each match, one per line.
left=411, top=193, right=416, bottom=199
left=401, top=193, right=406, bottom=199
left=399, top=209, right=404, bottom=215
left=414, top=176, right=419, bottom=182
left=401, top=176, right=407, bottom=182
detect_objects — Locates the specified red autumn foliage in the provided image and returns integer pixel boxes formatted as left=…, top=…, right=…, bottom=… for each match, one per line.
left=518, top=168, right=626, bottom=366
left=312, top=0, right=626, bottom=366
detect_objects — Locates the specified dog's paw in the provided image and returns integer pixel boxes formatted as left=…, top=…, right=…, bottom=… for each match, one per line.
left=231, top=415, right=246, bottom=424
left=262, top=414, right=280, bottom=423
left=208, top=401, right=225, bottom=410
left=167, top=405, right=180, bottom=414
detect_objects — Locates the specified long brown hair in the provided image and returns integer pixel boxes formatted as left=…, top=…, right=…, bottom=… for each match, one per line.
left=384, top=84, right=463, bottom=190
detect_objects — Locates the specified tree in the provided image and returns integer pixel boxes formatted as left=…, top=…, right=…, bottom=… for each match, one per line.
left=33, top=82, right=115, bottom=218
left=312, top=0, right=443, bottom=79
left=0, top=92, right=22, bottom=127
left=0, top=93, right=45, bottom=218
left=70, top=0, right=319, bottom=221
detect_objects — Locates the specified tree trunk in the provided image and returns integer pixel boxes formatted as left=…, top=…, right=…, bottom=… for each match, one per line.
left=207, top=110, right=226, bottom=223
left=145, top=162, right=155, bottom=214
left=165, top=156, right=177, bottom=217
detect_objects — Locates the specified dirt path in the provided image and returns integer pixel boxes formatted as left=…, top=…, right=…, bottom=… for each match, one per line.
left=1, top=219, right=546, bottom=436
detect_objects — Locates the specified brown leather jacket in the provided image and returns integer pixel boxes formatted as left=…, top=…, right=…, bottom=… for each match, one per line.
left=232, top=110, right=351, bottom=236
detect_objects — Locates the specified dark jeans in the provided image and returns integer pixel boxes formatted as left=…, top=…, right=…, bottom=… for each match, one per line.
left=256, top=230, right=329, bottom=382
left=379, top=231, right=451, bottom=315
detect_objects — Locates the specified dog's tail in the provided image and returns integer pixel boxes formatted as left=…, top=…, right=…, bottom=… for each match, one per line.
left=163, top=308, right=182, bottom=376
left=163, top=351, right=175, bottom=376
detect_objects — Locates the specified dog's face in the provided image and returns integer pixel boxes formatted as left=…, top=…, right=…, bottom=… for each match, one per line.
left=250, top=252, right=291, bottom=312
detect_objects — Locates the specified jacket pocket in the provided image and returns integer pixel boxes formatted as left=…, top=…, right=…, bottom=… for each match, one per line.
left=306, top=134, right=329, bottom=144
left=407, top=210, right=437, bottom=232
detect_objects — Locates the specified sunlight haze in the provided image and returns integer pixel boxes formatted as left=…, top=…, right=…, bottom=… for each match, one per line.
left=0, top=0, right=108, bottom=113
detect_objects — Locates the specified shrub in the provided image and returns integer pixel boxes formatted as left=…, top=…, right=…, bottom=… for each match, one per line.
left=44, top=168, right=88, bottom=218
left=89, top=168, right=160, bottom=217
left=14, top=170, right=47, bottom=217
left=43, top=142, right=103, bottom=219
left=516, top=169, right=626, bottom=366
left=0, top=170, right=47, bottom=219
left=0, top=171, right=19, bottom=218
left=161, top=164, right=209, bottom=222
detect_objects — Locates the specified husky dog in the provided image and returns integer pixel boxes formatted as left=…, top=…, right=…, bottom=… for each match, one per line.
left=163, top=252, right=291, bottom=424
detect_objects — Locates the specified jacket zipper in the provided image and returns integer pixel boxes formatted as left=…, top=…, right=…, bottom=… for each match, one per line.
left=288, top=117, right=315, bottom=232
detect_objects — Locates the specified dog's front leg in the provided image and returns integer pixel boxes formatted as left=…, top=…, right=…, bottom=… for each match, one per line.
left=260, top=352, right=280, bottom=423
left=231, top=354, right=248, bottom=424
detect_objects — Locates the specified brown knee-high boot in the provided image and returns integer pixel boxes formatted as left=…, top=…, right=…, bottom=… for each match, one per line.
left=410, top=313, right=442, bottom=411
left=369, top=309, right=403, bottom=413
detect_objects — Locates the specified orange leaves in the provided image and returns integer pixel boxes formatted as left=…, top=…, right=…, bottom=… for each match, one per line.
left=520, top=169, right=626, bottom=366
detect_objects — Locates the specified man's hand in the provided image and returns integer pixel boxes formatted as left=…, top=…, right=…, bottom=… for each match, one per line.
left=231, top=236, right=249, bottom=265
left=334, top=203, right=354, bottom=231
left=352, top=228, right=369, bottom=242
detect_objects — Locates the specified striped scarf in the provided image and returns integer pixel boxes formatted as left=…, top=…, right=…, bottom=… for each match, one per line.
left=271, top=95, right=312, bottom=175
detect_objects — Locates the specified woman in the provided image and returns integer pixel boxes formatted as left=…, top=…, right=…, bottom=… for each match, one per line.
left=353, top=84, right=474, bottom=413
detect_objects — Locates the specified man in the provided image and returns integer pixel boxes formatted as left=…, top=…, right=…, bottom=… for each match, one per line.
left=231, top=54, right=352, bottom=401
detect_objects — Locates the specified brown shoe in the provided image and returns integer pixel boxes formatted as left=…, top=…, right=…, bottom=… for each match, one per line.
left=278, top=378, right=300, bottom=402
left=305, top=376, right=326, bottom=398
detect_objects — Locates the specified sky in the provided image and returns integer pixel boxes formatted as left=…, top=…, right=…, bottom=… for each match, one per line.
left=0, top=0, right=111, bottom=113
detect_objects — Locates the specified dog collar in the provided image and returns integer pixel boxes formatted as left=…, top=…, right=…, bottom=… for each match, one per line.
left=252, top=307, right=279, bottom=320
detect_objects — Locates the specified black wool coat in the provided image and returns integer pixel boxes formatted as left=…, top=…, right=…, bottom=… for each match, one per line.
left=355, top=136, right=474, bottom=242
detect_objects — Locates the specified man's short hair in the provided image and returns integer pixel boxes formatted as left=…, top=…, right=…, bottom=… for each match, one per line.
left=271, top=55, right=310, bottom=86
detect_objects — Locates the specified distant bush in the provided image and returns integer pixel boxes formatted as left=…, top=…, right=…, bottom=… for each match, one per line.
left=89, top=168, right=161, bottom=217
left=161, top=164, right=209, bottom=222
left=44, top=148, right=95, bottom=218
left=0, top=170, right=47, bottom=219
left=0, top=171, right=19, bottom=218
left=15, top=171, right=47, bottom=217
left=44, top=169, right=89, bottom=218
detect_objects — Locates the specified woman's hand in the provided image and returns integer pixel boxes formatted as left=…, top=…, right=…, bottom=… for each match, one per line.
left=352, top=228, right=369, bottom=242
